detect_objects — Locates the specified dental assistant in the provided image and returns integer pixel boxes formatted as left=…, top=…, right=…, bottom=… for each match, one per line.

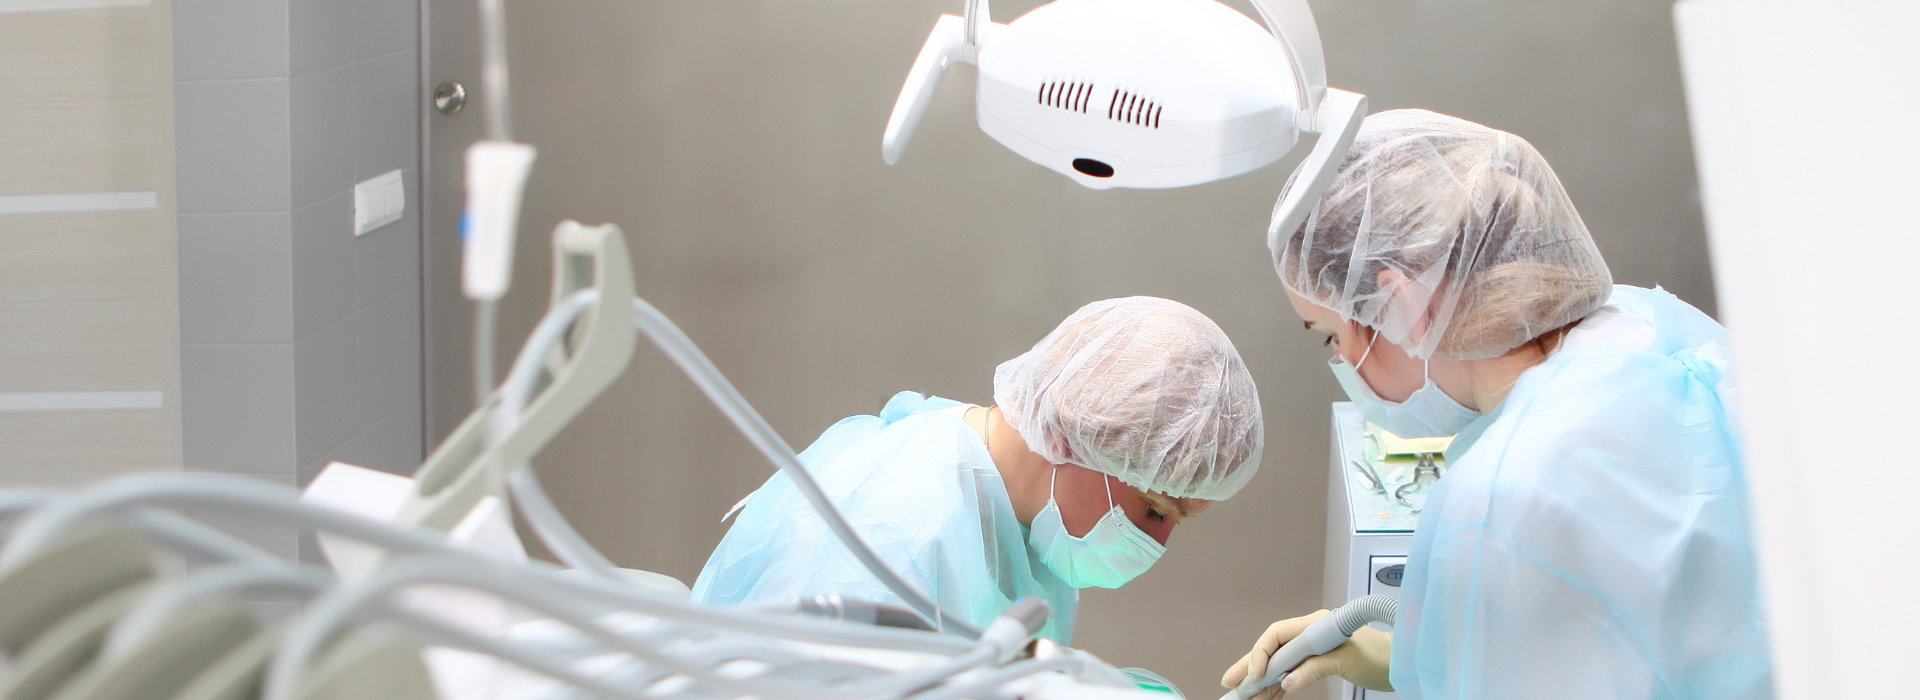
left=694, top=297, right=1265, bottom=643
left=1223, top=110, right=1772, bottom=698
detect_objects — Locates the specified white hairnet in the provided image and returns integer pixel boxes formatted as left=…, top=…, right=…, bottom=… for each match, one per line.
left=992, top=297, right=1264, bottom=501
left=1274, top=109, right=1613, bottom=360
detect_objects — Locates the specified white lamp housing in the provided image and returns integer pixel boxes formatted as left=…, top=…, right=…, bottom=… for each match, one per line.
left=883, top=0, right=1365, bottom=238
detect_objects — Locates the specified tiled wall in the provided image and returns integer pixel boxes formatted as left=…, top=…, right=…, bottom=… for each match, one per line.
left=0, top=1, right=179, bottom=482
left=174, top=0, right=424, bottom=559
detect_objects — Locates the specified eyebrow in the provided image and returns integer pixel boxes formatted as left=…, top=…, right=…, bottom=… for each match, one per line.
left=1303, top=321, right=1317, bottom=332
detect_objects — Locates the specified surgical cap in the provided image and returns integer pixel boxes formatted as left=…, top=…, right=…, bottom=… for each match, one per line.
left=1273, top=109, right=1613, bottom=360
left=992, top=297, right=1264, bottom=501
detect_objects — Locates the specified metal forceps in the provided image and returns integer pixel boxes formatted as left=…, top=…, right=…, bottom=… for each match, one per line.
left=1394, top=453, right=1443, bottom=511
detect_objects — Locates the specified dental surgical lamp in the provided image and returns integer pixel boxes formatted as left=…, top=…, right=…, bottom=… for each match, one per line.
left=882, top=0, right=1367, bottom=239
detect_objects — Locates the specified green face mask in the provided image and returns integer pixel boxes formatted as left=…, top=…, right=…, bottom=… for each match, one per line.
left=1026, top=468, right=1166, bottom=589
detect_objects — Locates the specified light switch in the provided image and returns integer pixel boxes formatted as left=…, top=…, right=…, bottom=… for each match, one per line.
left=353, top=169, right=406, bottom=236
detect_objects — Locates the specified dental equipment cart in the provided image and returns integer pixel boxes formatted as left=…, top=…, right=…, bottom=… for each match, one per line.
left=1323, top=402, right=1431, bottom=700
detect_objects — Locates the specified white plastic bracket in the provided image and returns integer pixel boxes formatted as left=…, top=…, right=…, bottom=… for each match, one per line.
left=1250, top=0, right=1331, bottom=124
left=1267, top=88, right=1367, bottom=250
left=395, top=221, right=637, bottom=534
left=881, top=14, right=970, bottom=166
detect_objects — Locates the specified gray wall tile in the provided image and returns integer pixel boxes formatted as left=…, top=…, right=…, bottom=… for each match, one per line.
left=298, top=456, right=330, bottom=488
left=290, top=0, right=356, bottom=76
left=179, top=213, right=294, bottom=344
left=290, top=65, right=355, bottom=210
left=355, top=284, right=420, bottom=430
left=355, top=0, right=420, bottom=61
left=290, top=193, right=355, bottom=338
left=355, top=167, right=420, bottom=307
left=294, top=317, right=358, bottom=466
left=331, top=398, right=423, bottom=478
left=182, top=344, right=295, bottom=473
left=175, top=80, right=290, bottom=213
left=353, top=50, right=420, bottom=181
left=174, top=0, right=291, bottom=81
left=176, top=0, right=425, bottom=514
left=191, top=472, right=301, bottom=561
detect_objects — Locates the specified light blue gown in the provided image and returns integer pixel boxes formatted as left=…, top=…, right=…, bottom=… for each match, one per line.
left=1391, top=286, right=1773, bottom=698
left=691, top=391, right=1079, bottom=643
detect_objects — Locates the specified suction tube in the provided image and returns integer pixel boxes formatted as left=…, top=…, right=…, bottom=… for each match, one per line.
left=484, top=292, right=983, bottom=637
left=629, top=297, right=984, bottom=639
left=1222, top=594, right=1398, bottom=700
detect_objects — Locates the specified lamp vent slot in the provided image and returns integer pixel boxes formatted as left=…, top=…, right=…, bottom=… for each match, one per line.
left=1106, top=90, right=1162, bottom=129
left=1037, top=80, right=1091, bottom=113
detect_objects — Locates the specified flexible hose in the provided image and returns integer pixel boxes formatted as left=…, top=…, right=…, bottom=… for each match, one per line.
left=264, top=555, right=813, bottom=700
left=630, top=296, right=979, bottom=638
left=508, top=464, right=623, bottom=578
left=475, top=299, right=499, bottom=411
left=105, top=563, right=332, bottom=657
left=477, top=0, right=513, bottom=141
left=1327, top=593, right=1397, bottom=637
left=0, top=475, right=972, bottom=654
left=496, top=290, right=966, bottom=640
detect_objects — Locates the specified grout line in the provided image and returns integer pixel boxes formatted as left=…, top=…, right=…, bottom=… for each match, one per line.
left=0, top=191, right=156, bottom=215
left=361, top=281, right=417, bottom=313
left=291, top=306, right=358, bottom=345
left=290, top=45, right=418, bottom=83
left=335, top=399, right=415, bottom=454
left=181, top=342, right=296, bottom=349
left=0, top=0, right=148, bottom=13
left=314, top=398, right=423, bottom=479
left=291, top=190, right=352, bottom=216
left=179, top=298, right=359, bottom=349
left=289, top=62, right=356, bottom=82
left=179, top=210, right=293, bottom=218
left=0, top=92, right=160, bottom=107
left=361, top=47, right=418, bottom=64
left=173, top=76, right=287, bottom=86
left=0, top=391, right=163, bottom=412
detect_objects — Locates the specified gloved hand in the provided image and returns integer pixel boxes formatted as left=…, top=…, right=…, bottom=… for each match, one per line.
left=1218, top=610, right=1393, bottom=698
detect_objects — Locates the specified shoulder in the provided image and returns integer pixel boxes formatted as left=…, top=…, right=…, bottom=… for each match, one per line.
left=814, top=412, right=995, bottom=522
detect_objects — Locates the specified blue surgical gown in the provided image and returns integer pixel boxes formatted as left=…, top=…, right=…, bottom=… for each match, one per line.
left=691, top=391, right=1079, bottom=643
left=1391, top=285, right=1773, bottom=698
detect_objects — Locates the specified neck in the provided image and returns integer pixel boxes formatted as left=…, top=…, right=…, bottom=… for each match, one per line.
left=1458, top=341, right=1552, bottom=412
left=970, top=406, right=1055, bottom=526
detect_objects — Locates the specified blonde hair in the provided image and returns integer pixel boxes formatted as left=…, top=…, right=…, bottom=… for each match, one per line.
left=1440, top=260, right=1610, bottom=358
left=1274, top=109, right=1613, bottom=360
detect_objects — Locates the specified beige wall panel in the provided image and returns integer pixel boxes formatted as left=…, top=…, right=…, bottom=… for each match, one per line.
left=0, top=7, right=154, bottom=104
left=0, top=409, right=171, bottom=484
left=0, top=96, right=156, bottom=196
left=0, top=210, right=164, bottom=302
left=0, top=298, right=167, bottom=391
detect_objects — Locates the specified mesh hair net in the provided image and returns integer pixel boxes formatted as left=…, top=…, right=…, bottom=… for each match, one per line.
left=992, top=297, right=1264, bottom=501
left=1273, top=109, right=1613, bottom=360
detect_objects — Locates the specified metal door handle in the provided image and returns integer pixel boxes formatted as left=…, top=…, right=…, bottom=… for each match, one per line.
left=433, top=81, right=467, bottom=115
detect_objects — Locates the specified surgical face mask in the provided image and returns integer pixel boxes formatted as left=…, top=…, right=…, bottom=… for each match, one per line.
left=1026, top=468, right=1165, bottom=589
left=1329, top=331, right=1479, bottom=439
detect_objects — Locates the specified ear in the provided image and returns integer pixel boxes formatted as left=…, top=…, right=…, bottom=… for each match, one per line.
left=1374, top=267, right=1433, bottom=347
left=1339, top=317, right=1371, bottom=364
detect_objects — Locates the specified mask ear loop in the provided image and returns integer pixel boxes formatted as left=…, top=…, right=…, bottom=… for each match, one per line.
left=1353, top=326, right=1381, bottom=371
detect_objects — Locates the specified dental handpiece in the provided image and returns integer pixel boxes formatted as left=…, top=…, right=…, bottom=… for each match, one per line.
left=1220, top=594, right=1398, bottom=700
